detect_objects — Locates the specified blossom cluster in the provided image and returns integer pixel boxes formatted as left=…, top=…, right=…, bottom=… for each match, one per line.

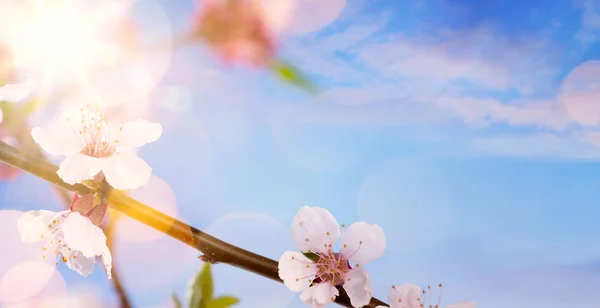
left=0, top=0, right=278, bottom=284
left=16, top=91, right=163, bottom=278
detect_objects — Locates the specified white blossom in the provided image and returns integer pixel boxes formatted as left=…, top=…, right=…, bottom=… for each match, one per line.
left=31, top=103, right=162, bottom=190
left=376, top=284, right=476, bottom=308
left=17, top=209, right=112, bottom=279
left=278, top=206, right=386, bottom=308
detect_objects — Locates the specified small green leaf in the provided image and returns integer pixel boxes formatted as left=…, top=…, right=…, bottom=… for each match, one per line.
left=303, top=252, right=320, bottom=262
left=189, top=262, right=214, bottom=308
left=271, top=60, right=317, bottom=94
left=172, top=293, right=182, bottom=308
left=199, top=262, right=214, bottom=303
left=208, top=296, right=240, bottom=308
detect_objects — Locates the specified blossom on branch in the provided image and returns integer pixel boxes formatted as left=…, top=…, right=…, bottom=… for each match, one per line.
left=376, top=284, right=476, bottom=308
left=17, top=208, right=112, bottom=279
left=31, top=103, right=162, bottom=190
left=191, top=0, right=276, bottom=67
left=278, top=206, right=386, bottom=308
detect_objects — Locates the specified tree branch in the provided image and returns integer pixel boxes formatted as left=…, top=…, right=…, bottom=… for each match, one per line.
left=0, top=140, right=389, bottom=308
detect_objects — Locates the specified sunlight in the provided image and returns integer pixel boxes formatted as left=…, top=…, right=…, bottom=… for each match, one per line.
left=4, top=0, right=131, bottom=91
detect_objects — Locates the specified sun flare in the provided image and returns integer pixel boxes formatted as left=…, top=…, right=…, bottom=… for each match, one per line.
left=2, top=0, right=132, bottom=94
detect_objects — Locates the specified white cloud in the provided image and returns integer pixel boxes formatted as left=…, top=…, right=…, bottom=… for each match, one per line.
left=470, top=133, right=600, bottom=159
left=263, top=4, right=600, bottom=158
left=280, top=15, right=571, bottom=130
left=435, top=96, right=571, bottom=130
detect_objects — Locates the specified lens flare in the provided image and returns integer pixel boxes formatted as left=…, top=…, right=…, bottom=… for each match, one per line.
left=3, top=0, right=132, bottom=95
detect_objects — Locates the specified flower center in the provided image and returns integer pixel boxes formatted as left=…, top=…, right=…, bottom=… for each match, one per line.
left=40, top=212, right=78, bottom=265
left=70, top=104, right=117, bottom=158
left=314, top=251, right=350, bottom=286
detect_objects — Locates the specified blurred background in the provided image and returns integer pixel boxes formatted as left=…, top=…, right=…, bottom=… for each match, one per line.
left=1, top=0, right=600, bottom=307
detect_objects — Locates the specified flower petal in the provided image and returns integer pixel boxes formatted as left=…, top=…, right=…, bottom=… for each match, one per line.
left=0, top=79, right=37, bottom=102
left=291, top=206, right=341, bottom=254
left=446, top=302, right=476, bottom=308
left=61, top=212, right=108, bottom=257
left=101, top=246, right=113, bottom=279
left=102, top=151, right=152, bottom=190
left=17, top=210, right=58, bottom=242
left=31, top=126, right=82, bottom=156
left=31, top=107, right=87, bottom=156
left=64, top=251, right=96, bottom=277
left=56, top=154, right=103, bottom=184
left=278, top=251, right=317, bottom=292
left=110, top=119, right=162, bottom=148
left=340, top=222, right=386, bottom=264
left=387, top=284, right=421, bottom=308
left=299, top=282, right=339, bottom=308
left=343, top=267, right=372, bottom=308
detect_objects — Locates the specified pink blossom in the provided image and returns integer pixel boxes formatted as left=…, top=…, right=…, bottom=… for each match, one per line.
left=192, top=0, right=276, bottom=67
left=278, top=206, right=386, bottom=307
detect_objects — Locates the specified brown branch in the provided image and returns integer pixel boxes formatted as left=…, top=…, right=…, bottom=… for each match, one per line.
left=0, top=140, right=389, bottom=308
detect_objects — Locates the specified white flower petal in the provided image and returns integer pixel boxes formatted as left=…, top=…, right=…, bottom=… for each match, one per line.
left=57, top=154, right=103, bottom=184
left=340, top=222, right=386, bottom=264
left=102, top=151, right=152, bottom=190
left=278, top=251, right=317, bottom=292
left=31, top=125, right=83, bottom=156
left=387, top=284, right=421, bottom=308
left=61, top=212, right=108, bottom=257
left=0, top=79, right=37, bottom=102
left=64, top=251, right=96, bottom=277
left=291, top=206, right=341, bottom=254
left=17, top=210, right=60, bottom=242
left=101, top=246, right=113, bottom=279
left=0, top=109, right=3, bottom=124
left=446, top=302, right=476, bottom=308
left=299, top=282, right=339, bottom=308
left=110, top=119, right=162, bottom=148
left=343, top=267, right=372, bottom=308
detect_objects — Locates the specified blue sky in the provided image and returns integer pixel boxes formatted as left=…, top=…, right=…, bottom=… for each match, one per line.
left=2, top=0, right=600, bottom=307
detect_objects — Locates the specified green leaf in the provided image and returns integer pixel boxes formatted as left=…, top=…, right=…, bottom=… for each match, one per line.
left=271, top=60, right=317, bottom=94
left=199, top=262, right=214, bottom=303
left=189, top=262, right=214, bottom=308
left=172, top=293, right=182, bottom=308
left=208, top=296, right=240, bottom=308
left=303, top=252, right=320, bottom=262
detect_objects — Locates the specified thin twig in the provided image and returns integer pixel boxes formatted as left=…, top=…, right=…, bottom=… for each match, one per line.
left=0, top=140, right=389, bottom=308
left=104, top=219, right=133, bottom=308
